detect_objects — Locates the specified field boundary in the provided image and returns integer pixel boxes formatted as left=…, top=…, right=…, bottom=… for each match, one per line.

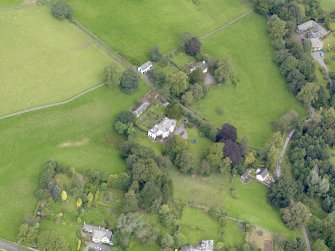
left=0, top=83, right=105, bottom=121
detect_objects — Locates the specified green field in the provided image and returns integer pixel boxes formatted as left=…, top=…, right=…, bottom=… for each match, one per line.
left=193, top=13, right=306, bottom=147
left=0, top=83, right=149, bottom=240
left=0, top=6, right=112, bottom=116
left=0, top=0, right=22, bottom=7
left=170, top=170, right=299, bottom=239
left=67, top=0, right=253, bottom=64
left=321, top=0, right=335, bottom=12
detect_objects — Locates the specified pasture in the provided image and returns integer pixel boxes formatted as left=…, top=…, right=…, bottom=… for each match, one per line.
left=193, top=13, right=306, bottom=147
left=0, top=0, right=21, bottom=7
left=170, top=170, right=300, bottom=239
left=67, top=0, right=253, bottom=64
left=0, top=83, right=149, bottom=240
left=0, top=6, right=112, bottom=116
left=321, top=0, right=335, bottom=12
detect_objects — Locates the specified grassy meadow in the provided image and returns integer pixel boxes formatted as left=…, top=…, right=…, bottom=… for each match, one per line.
left=193, top=13, right=306, bottom=147
left=170, top=170, right=300, bottom=239
left=0, top=0, right=21, bottom=7
left=321, top=0, right=335, bottom=12
left=67, top=0, right=253, bottom=64
left=0, top=83, right=149, bottom=240
left=0, top=6, right=112, bottom=116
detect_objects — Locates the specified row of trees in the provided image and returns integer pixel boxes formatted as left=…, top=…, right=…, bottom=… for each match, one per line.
left=104, top=67, right=140, bottom=94
left=259, top=0, right=334, bottom=108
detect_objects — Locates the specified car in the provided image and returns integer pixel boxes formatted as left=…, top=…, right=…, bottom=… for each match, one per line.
left=180, top=131, right=185, bottom=135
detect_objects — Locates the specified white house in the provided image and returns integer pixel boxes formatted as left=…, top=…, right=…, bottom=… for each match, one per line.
left=180, top=240, right=214, bottom=251
left=190, top=61, right=208, bottom=73
left=138, top=61, right=153, bottom=74
left=83, top=224, right=113, bottom=245
left=310, top=38, right=323, bottom=51
left=148, top=117, right=176, bottom=140
left=256, top=168, right=269, bottom=182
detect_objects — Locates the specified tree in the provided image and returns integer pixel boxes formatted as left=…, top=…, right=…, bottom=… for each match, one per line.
left=61, top=191, right=67, bottom=201
left=76, top=198, right=82, bottom=207
left=284, top=238, right=305, bottom=251
left=267, top=15, right=287, bottom=41
left=159, top=204, right=175, bottom=226
left=174, top=232, right=187, bottom=247
left=52, top=0, right=73, bottom=20
left=168, top=71, right=189, bottom=97
left=175, top=150, right=198, bottom=174
left=148, top=68, right=166, bottom=87
left=223, top=140, right=242, bottom=166
left=311, top=239, right=329, bottom=251
left=166, top=102, right=183, bottom=119
left=17, top=224, right=39, bottom=247
left=123, top=190, right=138, bottom=213
left=272, top=110, right=299, bottom=132
left=161, top=234, right=174, bottom=250
left=280, top=202, right=310, bottom=229
left=38, top=231, right=68, bottom=251
left=149, top=46, right=162, bottom=62
left=189, top=68, right=205, bottom=84
left=140, top=181, right=161, bottom=210
left=51, top=184, right=61, bottom=201
left=214, top=58, right=235, bottom=84
left=120, top=70, right=139, bottom=94
left=164, top=136, right=189, bottom=161
left=217, top=123, right=237, bottom=142
left=268, top=177, right=296, bottom=208
left=190, top=83, right=206, bottom=100
left=181, top=91, right=194, bottom=105
left=297, top=83, right=320, bottom=106
left=205, top=143, right=224, bottom=172
left=244, top=152, right=255, bottom=166
left=104, top=66, right=120, bottom=87
left=179, top=32, right=192, bottom=50
left=280, top=55, right=298, bottom=77
left=185, top=37, right=201, bottom=56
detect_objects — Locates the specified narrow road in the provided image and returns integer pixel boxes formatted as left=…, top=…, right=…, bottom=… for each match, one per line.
left=275, top=129, right=295, bottom=178
left=301, top=226, right=311, bottom=251
left=0, top=240, right=28, bottom=251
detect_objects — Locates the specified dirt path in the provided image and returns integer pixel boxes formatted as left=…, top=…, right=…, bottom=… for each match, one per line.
left=0, top=83, right=104, bottom=121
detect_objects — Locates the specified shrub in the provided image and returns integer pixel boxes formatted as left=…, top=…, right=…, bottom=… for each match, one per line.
left=52, top=0, right=73, bottom=20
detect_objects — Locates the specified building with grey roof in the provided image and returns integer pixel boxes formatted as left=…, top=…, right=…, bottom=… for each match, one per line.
left=148, top=117, right=176, bottom=140
left=180, top=240, right=214, bottom=251
left=133, top=101, right=150, bottom=117
left=83, top=223, right=113, bottom=245
left=297, top=20, right=328, bottom=39
left=189, top=61, right=208, bottom=73
left=138, top=61, right=153, bottom=74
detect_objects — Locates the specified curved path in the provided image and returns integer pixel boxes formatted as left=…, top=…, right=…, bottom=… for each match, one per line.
left=0, top=239, right=29, bottom=251
left=0, top=83, right=104, bottom=121
left=275, top=129, right=295, bottom=178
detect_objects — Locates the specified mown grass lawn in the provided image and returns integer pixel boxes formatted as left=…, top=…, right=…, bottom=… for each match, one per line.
left=324, top=35, right=335, bottom=72
left=0, top=6, right=112, bottom=116
left=193, top=13, right=306, bottom=148
left=170, top=169, right=300, bottom=239
left=0, top=83, right=149, bottom=241
left=321, top=0, right=335, bottom=12
left=67, top=0, right=253, bottom=64
left=187, top=127, right=212, bottom=160
left=222, top=220, right=245, bottom=248
left=0, top=0, right=21, bottom=6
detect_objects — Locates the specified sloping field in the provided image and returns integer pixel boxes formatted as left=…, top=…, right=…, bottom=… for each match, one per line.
left=67, top=0, right=253, bottom=64
left=0, top=6, right=112, bottom=116
left=193, top=13, right=306, bottom=147
left=321, top=0, right=335, bottom=12
left=0, top=84, right=149, bottom=240
left=0, top=0, right=22, bottom=7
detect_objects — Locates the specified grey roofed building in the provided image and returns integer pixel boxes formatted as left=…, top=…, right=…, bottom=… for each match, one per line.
left=180, top=240, right=214, bottom=251
left=148, top=117, right=176, bottom=140
left=133, top=101, right=150, bottom=117
left=297, top=20, right=328, bottom=38
left=138, top=61, right=153, bottom=74
left=189, top=61, right=208, bottom=73
left=83, top=223, right=113, bottom=245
